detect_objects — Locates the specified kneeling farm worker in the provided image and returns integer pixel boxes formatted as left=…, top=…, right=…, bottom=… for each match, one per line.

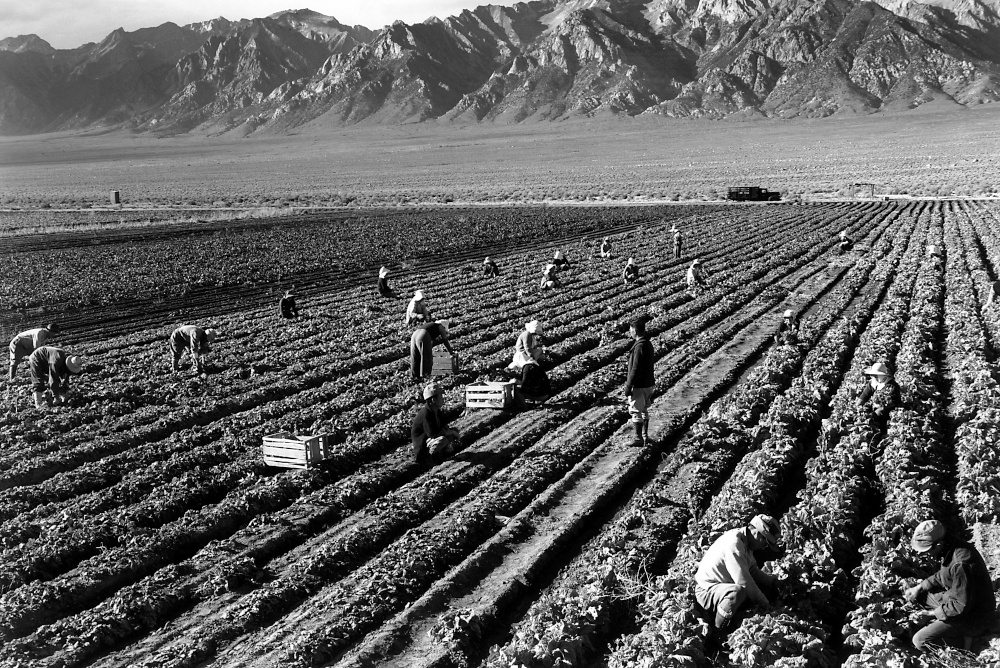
left=28, top=346, right=84, bottom=409
left=411, top=383, right=460, bottom=465
left=624, top=314, right=654, bottom=446
left=170, top=325, right=217, bottom=373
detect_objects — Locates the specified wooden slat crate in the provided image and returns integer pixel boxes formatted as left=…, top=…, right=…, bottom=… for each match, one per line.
left=465, top=381, right=515, bottom=409
left=431, top=350, right=459, bottom=376
left=262, top=432, right=329, bottom=469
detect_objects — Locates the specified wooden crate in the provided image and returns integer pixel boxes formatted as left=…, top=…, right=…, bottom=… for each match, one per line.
left=262, top=432, right=329, bottom=469
left=431, top=350, right=459, bottom=376
left=466, top=381, right=515, bottom=409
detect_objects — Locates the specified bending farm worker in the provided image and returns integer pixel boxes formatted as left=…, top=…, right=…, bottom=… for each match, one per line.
left=774, top=309, right=799, bottom=346
left=410, top=383, right=460, bottom=465
left=838, top=230, right=854, bottom=254
left=903, top=520, right=997, bottom=651
left=9, top=323, right=60, bottom=380
left=623, top=257, right=640, bottom=285
left=509, top=320, right=545, bottom=371
left=279, top=289, right=299, bottom=319
left=695, top=514, right=782, bottom=631
left=673, top=228, right=683, bottom=259
left=483, top=256, right=500, bottom=278
left=686, top=259, right=708, bottom=291
left=28, top=346, right=84, bottom=409
left=377, top=266, right=395, bottom=298
left=170, top=325, right=217, bottom=373
left=600, top=236, right=612, bottom=258
left=624, top=314, right=654, bottom=446
left=552, top=249, right=571, bottom=270
left=540, top=262, right=560, bottom=290
left=405, top=290, right=432, bottom=325
left=410, top=319, right=455, bottom=380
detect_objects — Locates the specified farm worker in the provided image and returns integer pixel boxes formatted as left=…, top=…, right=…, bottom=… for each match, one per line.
left=838, top=230, right=853, bottom=254
left=8, top=323, right=60, bottom=380
left=552, top=250, right=571, bottom=270
left=987, top=279, right=1000, bottom=308
left=410, top=319, right=455, bottom=380
left=623, top=257, right=640, bottom=285
left=774, top=309, right=799, bottom=346
left=405, top=290, right=432, bottom=325
left=694, top=514, right=782, bottom=631
left=686, top=259, right=709, bottom=290
left=483, top=257, right=500, bottom=278
left=624, top=314, right=655, bottom=446
left=509, top=320, right=544, bottom=370
left=411, top=383, right=460, bottom=465
left=857, top=362, right=899, bottom=417
left=377, top=267, right=395, bottom=298
left=600, top=236, right=612, bottom=258
left=904, top=520, right=997, bottom=651
left=540, top=263, right=560, bottom=290
left=170, top=325, right=217, bottom=373
left=27, top=346, right=84, bottom=409
left=673, top=228, right=683, bottom=259
left=927, top=245, right=943, bottom=269
left=279, top=290, right=299, bottom=319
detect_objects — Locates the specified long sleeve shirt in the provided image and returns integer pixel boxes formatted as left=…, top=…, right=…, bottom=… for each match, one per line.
left=411, top=404, right=447, bottom=453
left=9, top=328, right=51, bottom=361
left=28, top=346, right=72, bottom=393
left=514, top=331, right=543, bottom=364
left=173, top=325, right=211, bottom=356
left=918, top=543, right=997, bottom=624
left=687, top=266, right=706, bottom=286
left=625, top=336, right=654, bottom=393
left=695, top=527, right=776, bottom=606
left=405, top=300, right=431, bottom=324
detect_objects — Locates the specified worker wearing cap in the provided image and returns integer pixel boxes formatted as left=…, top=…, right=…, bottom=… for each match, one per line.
left=410, top=319, right=455, bottom=380
left=483, top=257, right=500, bottom=278
left=623, top=257, right=640, bottom=286
left=8, top=323, right=60, bottom=380
left=774, top=310, right=799, bottom=346
left=838, top=230, right=853, bottom=254
left=411, top=383, right=460, bottom=465
left=540, top=263, right=560, bottom=290
left=600, top=237, right=612, bottom=258
left=695, top=514, right=782, bottom=631
left=509, top=320, right=545, bottom=371
left=624, top=315, right=655, bottom=446
left=279, top=289, right=299, bottom=319
left=27, top=346, right=84, bottom=409
left=904, top=520, right=997, bottom=651
left=857, top=362, right=899, bottom=417
left=377, top=267, right=395, bottom=298
left=405, top=290, right=432, bottom=325
left=686, top=259, right=708, bottom=291
left=552, top=250, right=571, bottom=270
left=170, top=325, right=217, bottom=373
left=673, top=228, right=683, bottom=259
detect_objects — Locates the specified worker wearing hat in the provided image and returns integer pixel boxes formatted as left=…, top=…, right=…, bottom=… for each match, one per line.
left=686, top=259, right=709, bottom=292
left=927, top=245, right=943, bottom=269
left=623, top=257, right=640, bottom=286
left=27, top=345, right=84, bottom=409
left=838, top=230, right=854, bottom=254
left=8, top=323, right=61, bottom=380
left=509, top=320, right=545, bottom=371
left=405, top=290, right=432, bottom=325
left=540, top=262, right=560, bottom=291
left=903, top=520, right=997, bottom=651
left=774, top=309, right=799, bottom=346
left=695, top=514, right=782, bottom=631
left=673, top=227, right=683, bottom=259
left=278, top=289, right=299, bottom=319
left=377, top=267, right=395, bottom=298
left=483, top=256, right=500, bottom=278
left=410, top=319, right=455, bottom=380
left=410, top=383, right=460, bottom=465
left=600, top=236, right=612, bottom=258
left=169, top=325, right=217, bottom=373
left=624, top=314, right=655, bottom=445
left=552, top=249, right=571, bottom=270
left=857, top=361, right=899, bottom=417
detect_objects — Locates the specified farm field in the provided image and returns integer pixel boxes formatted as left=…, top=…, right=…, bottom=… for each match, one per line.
left=1, top=201, right=1000, bottom=668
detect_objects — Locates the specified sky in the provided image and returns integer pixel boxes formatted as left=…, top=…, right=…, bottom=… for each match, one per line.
left=0, top=0, right=523, bottom=49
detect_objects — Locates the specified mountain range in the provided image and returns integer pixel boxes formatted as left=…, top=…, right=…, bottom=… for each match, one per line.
left=1, top=0, right=999, bottom=136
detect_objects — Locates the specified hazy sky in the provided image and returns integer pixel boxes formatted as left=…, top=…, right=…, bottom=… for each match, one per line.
left=0, top=0, right=523, bottom=48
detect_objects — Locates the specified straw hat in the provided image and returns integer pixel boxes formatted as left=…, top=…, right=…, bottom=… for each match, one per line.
left=626, top=257, right=635, bottom=265
left=525, top=320, right=542, bottom=334
left=65, top=355, right=85, bottom=374
left=864, top=362, right=890, bottom=376
left=783, top=309, right=793, bottom=318
left=692, top=259, right=701, bottom=265
left=436, top=319, right=450, bottom=334
left=379, top=266, right=390, bottom=278
left=911, top=520, right=945, bottom=552
left=413, top=290, right=424, bottom=301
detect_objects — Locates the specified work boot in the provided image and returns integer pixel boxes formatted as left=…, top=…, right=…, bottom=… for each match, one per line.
left=32, top=391, right=46, bottom=410
left=631, top=421, right=644, bottom=446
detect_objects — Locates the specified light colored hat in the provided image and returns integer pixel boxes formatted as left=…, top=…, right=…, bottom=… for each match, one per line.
left=692, top=259, right=701, bottom=265
left=65, top=355, right=85, bottom=374
left=545, top=280, right=556, bottom=289
left=483, top=257, right=491, bottom=263
left=603, top=236, right=609, bottom=241
left=554, top=250, right=564, bottom=259
left=627, top=257, right=635, bottom=265
left=436, top=319, right=450, bottom=334
left=525, top=320, right=542, bottom=334
left=928, top=245, right=940, bottom=256
left=423, top=383, right=441, bottom=400
left=839, top=230, right=848, bottom=237
left=413, top=290, right=424, bottom=301
left=864, top=362, right=890, bottom=376
left=379, top=266, right=389, bottom=278
left=911, top=520, right=946, bottom=552
left=783, top=310, right=793, bottom=318
left=284, top=289, right=295, bottom=297
left=205, top=328, right=218, bottom=342
left=749, top=514, right=780, bottom=546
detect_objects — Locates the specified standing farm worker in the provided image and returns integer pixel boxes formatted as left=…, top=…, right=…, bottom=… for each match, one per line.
left=623, top=257, right=640, bottom=285
left=600, top=236, right=612, bottom=258
left=838, top=230, right=854, bottom=255
left=624, top=314, right=655, bottom=446
left=8, top=323, right=60, bottom=380
left=856, top=362, right=899, bottom=418
left=552, top=250, right=571, bottom=270
left=686, top=259, right=709, bottom=292
left=377, top=267, right=395, bottom=298
left=903, top=520, right=997, bottom=651
left=483, top=256, right=500, bottom=278
left=540, top=263, right=560, bottom=290
left=405, top=290, right=432, bottom=325
left=774, top=310, right=799, bottom=346
left=673, top=228, right=683, bottom=259
left=411, top=383, right=460, bottom=465
left=27, top=346, right=84, bottom=409
left=278, top=290, right=299, bottom=319
left=509, top=320, right=545, bottom=371
left=987, top=278, right=1000, bottom=309
left=410, top=319, right=455, bottom=380
left=170, top=325, right=217, bottom=373
left=695, top=514, right=782, bottom=631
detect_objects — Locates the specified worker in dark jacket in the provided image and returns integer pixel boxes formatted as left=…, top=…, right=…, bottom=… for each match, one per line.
left=673, top=228, right=683, bottom=259
left=9, top=323, right=60, bottom=380
left=411, top=383, right=460, bottom=465
left=28, top=346, right=84, bottom=409
left=377, top=267, right=395, bottom=298
left=904, top=520, right=997, bottom=651
left=483, top=257, right=500, bottom=278
left=410, top=319, right=455, bottom=379
left=600, top=237, right=612, bottom=258
left=624, top=314, right=655, bottom=445
left=170, top=325, right=217, bottom=373
left=552, top=250, right=571, bottom=270
left=857, top=362, right=899, bottom=418
left=774, top=310, right=799, bottom=346
left=279, top=290, right=299, bottom=319
left=623, top=257, right=640, bottom=285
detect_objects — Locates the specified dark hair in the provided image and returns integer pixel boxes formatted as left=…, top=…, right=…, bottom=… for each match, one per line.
left=630, top=315, right=650, bottom=334
left=46, top=323, right=61, bottom=334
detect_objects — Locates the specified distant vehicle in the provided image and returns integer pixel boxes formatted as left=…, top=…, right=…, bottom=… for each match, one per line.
left=728, top=186, right=781, bottom=202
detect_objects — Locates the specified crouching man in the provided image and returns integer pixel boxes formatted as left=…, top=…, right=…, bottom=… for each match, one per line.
left=695, top=514, right=782, bottom=631
left=411, top=383, right=459, bottom=465
left=28, top=346, right=84, bottom=409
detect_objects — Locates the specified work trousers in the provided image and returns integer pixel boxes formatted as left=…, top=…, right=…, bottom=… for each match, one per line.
left=410, top=329, right=435, bottom=378
left=696, top=583, right=748, bottom=629
left=628, top=387, right=654, bottom=423
left=673, top=242, right=682, bottom=258
left=913, top=592, right=987, bottom=651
